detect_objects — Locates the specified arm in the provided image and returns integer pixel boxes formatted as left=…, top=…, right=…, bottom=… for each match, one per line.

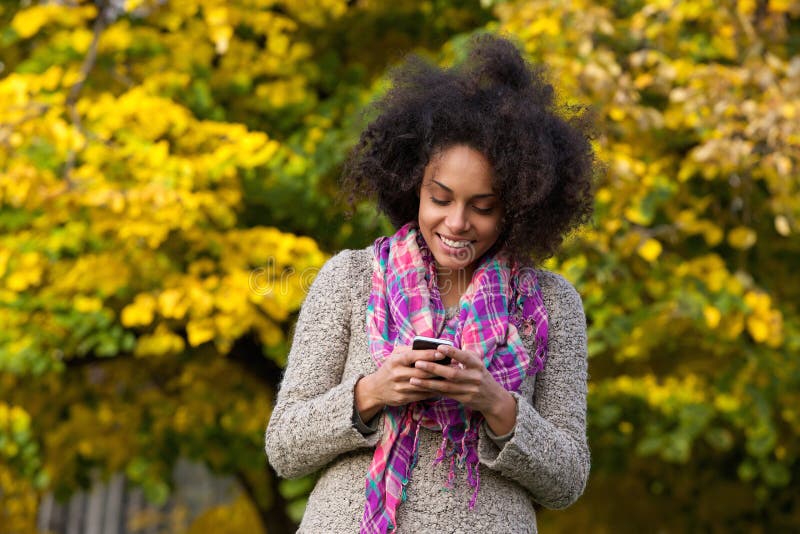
left=264, top=250, right=379, bottom=479
left=476, top=273, right=590, bottom=509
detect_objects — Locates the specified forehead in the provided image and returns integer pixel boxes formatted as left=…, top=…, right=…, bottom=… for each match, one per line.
left=424, top=145, right=495, bottom=194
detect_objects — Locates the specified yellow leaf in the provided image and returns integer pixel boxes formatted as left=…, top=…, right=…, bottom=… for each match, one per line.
left=187, top=318, right=215, bottom=346
left=134, top=324, right=186, bottom=357
left=769, top=0, right=792, bottom=12
left=702, top=223, right=724, bottom=246
left=70, top=28, right=94, bottom=54
left=4, top=252, right=44, bottom=291
left=744, top=291, right=771, bottom=313
left=727, top=226, right=757, bottom=249
left=608, top=106, right=625, bottom=122
left=746, top=315, right=769, bottom=343
left=11, top=6, right=51, bottom=39
left=637, top=238, right=663, bottom=262
left=705, top=269, right=727, bottom=293
left=77, top=440, right=93, bottom=456
left=10, top=406, right=31, bottom=432
left=74, top=296, right=102, bottom=313
left=595, top=187, right=612, bottom=204
left=120, top=293, right=157, bottom=327
left=703, top=306, right=721, bottom=329
left=714, top=394, right=740, bottom=412
left=158, top=289, right=188, bottom=320
left=125, top=0, right=146, bottom=11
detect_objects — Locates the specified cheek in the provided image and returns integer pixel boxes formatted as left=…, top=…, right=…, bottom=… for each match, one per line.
left=482, top=215, right=503, bottom=237
left=417, top=201, right=438, bottom=227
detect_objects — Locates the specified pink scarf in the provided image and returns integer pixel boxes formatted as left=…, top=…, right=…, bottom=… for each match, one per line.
left=361, top=223, right=548, bottom=533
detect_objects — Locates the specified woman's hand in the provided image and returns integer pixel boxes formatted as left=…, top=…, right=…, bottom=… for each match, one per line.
left=410, top=345, right=517, bottom=435
left=355, top=345, right=444, bottom=422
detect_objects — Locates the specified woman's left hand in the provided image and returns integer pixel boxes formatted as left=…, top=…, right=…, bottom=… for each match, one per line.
left=410, top=345, right=517, bottom=435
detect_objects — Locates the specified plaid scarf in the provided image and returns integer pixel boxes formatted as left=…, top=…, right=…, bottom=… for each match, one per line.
left=360, top=222, right=548, bottom=533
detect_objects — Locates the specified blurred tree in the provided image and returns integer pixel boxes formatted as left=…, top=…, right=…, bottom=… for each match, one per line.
left=491, top=0, right=800, bottom=530
left=0, top=0, right=489, bottom=531
left=2, top=0, right=799, bottom=531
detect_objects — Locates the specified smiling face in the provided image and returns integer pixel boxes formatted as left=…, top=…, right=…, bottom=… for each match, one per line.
left=417, top=145, right=503, bottom=283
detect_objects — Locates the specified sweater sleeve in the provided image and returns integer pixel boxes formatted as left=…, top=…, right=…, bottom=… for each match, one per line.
left=477, top=272, right=590, bottom=509
left=264, top=250, right=381, bottom=479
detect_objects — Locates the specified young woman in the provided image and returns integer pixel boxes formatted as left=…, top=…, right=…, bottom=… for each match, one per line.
left=265, top=34, right=595, bottom=533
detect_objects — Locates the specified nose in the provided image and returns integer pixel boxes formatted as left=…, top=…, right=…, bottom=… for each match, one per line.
left=445, top=205, right=470, bottom=234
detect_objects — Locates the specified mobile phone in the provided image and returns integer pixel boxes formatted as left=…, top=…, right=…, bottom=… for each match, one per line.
left=412, top=336, right=453, bottom=367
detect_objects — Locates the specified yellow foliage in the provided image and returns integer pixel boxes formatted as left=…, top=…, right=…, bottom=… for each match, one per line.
left=158, top=289, right=189, bottom=320
left=727, top=226, right=758, bottom=249
left=703, top=306, right=722, bottom=329
left=637, top=238, right=663, bottom=262
left=187, top=493, right=266, bottom=534
left=0, top=465, right=38, bottom=534
left=3, top=252, right=44, bottom=291
left=746, top=315, right=770, bottom=343
left=73, top=295, right=103, bottom=313
left=135, top=324, right=186, bottom=357
left=11, top=4, right=86, bottom=39
left=186, top=318, right=216, bottom=347
left=121, top=293, right=158, bottom=328
left=1, top=0, right=798, bottom=530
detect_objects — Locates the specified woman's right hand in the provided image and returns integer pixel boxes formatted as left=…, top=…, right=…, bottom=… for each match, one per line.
left=354, top=345, right=444, bottom=422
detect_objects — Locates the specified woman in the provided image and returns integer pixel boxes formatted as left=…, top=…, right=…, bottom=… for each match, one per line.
left=265, top=34, right=595, bottom=533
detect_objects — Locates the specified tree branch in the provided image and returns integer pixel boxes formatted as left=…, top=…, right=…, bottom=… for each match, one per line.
left=63, top=0, right=119, bottom=188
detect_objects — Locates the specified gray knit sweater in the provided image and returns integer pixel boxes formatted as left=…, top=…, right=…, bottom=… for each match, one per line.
left=264, top=247, right=589, bottom=533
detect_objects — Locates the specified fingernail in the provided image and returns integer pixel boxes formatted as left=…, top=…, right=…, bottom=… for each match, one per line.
left=434, top=351, right=443, bottom=359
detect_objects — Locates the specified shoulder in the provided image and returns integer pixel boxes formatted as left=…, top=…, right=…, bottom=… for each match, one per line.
left=534, top=270, right=585, bottom=322
left=318, top=246, right=372, bottom=279
left=310, top=246, right=373, bottom=295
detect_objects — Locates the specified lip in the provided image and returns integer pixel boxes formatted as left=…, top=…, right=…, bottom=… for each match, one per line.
left=437, top=233, right=474, bottom=243
left=436, top=233, right=475, bottom=256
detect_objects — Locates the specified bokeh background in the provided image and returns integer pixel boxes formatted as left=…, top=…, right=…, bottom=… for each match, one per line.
left=1, top=0, right=799, bottom=532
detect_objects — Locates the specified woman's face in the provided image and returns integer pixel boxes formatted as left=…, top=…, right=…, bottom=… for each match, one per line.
left=417, top=145, right=503, bottom=278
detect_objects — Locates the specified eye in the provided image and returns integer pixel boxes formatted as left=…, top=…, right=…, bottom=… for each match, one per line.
left=430, top=197, right=450, bottom=206
left=473, top=205, right=494, bottom=215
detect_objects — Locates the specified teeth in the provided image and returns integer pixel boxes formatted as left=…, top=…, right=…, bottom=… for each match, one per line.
left=440, top=235, right=471, bottom=248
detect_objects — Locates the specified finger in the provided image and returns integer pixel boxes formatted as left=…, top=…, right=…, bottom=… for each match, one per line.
left=388, top=345, right=411, bottom=358
left=409, top=349, right=444, bottom=363
left=385, top=391, right=438, bottom=406
left=396, top=367, right=442, bottom=384
left=408, top=367, right=439, bottom=380
left=413, top=360, right=458, bottom=381
left=397, top=361, right=441, bottom=376
left=388, top=347, right=417, bottom=367
left=438, top=345, right=481, bottom=368
left=409, top=376, right=460, bottom=393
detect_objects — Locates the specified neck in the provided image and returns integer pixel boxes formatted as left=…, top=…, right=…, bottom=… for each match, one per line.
left=436, top=265, right=474, bottom=307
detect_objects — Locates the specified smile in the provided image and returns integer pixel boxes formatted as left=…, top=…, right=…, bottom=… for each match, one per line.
left=438, top=234, right=473, bottom=249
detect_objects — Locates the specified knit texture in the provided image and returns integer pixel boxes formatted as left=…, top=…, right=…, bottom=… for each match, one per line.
left=265, top=247, right=590, bottom=533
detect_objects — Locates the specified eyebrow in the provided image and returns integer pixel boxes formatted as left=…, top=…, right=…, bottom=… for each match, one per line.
left=431, top=179, right=496, bottom=199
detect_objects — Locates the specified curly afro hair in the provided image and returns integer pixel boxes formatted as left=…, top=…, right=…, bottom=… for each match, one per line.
left=342, top=34, right=596, bottom=265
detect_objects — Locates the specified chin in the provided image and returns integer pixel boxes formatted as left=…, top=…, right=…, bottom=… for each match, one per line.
left=434, top=258, right=470, bottom=271
left=431, top=248, right=481, bottom=272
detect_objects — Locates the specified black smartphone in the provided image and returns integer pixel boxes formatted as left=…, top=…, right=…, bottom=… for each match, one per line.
left=412, top=336, right=453, bottom=367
